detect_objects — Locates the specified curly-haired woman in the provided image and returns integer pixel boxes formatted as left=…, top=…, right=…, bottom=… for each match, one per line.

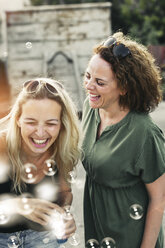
left=82, top=32, right=165, bottom=248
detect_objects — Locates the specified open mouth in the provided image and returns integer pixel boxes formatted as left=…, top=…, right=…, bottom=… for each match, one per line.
left=89, top=94, right=101, bottom=101
left=31, top=138, right=49, bottom=148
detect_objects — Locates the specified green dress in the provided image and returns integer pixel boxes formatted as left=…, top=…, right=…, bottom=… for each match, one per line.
left=82, top=97, right=165, bottom=248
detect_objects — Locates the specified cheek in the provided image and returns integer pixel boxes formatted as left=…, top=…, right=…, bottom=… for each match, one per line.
left=49, top=126, right=61, bottom=136
left=20, top=124, right=35, bottom=136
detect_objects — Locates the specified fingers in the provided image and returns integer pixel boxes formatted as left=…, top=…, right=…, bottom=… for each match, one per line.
left=63, top=218, right=76, bottom=238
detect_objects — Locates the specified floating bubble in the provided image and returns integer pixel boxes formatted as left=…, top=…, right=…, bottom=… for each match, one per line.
left=86, top=239, right=99, bottom=248
left=21, top=163, right=38, bottom=183
left=25, top=41, right=32, bottom=49
left=7, top=235, right=21, bottom=248
left=68, top=233, right=80, bottom=246
left=17, top=193, right=35, bottom=215
left=129, top=204, right=143, bottom=220
left=43, top=159, right=57, bottom=176
left=62, top=205, right=73, bottom=221
left=67, top=169, right=77, bottom=184
left=101, top=237, right=116, bottom=248
left=0, top=204, right=10, bottom=225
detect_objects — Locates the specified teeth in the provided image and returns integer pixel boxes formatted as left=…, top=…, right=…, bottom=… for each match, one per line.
left=90, top=94, right=99, bottom=97
left=32, top=139, right=47, bottom=144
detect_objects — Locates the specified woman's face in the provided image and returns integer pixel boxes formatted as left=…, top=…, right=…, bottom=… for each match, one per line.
left=84, top=54, right=122, bottom=111
left=17, top=98, right=62, bottom=156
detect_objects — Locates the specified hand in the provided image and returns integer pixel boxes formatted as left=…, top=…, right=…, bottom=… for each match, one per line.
left=16, top=197, right=65, bottom=226
left=63, top=215, right=76, bottom=239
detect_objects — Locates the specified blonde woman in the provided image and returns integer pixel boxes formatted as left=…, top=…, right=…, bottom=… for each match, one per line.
left=0, top=78, right=82, bottom=247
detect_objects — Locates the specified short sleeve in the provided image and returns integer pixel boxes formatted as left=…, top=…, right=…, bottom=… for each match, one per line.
left=135, top=126, right=165, bottom=183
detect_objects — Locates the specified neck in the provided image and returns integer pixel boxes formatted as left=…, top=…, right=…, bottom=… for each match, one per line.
left=99, top=106, right=129, bottom=122
left=20, top=146, right=53, bottom=166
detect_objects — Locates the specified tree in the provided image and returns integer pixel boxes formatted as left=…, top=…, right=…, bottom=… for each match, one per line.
left=110, top=0, right=165, bottom=45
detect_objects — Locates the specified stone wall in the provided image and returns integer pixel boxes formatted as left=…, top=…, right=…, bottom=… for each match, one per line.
left=6, top=2, right=111, bottom=111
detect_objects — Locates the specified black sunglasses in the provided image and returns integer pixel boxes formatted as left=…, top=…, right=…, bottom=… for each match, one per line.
left=23, top=80, right=63, bottom=94
left=103, top=37, right=131, bottom=59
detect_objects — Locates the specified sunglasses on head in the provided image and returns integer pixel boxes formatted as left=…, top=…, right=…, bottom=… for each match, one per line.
left=103, top=37, right=131, bottom=59
left=23, top=79, right=63, bottom=94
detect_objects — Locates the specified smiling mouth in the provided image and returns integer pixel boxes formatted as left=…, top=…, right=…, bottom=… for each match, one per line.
left=89, top=94, right=100, bottom=101
left=31, top=138, right=49, bottom=147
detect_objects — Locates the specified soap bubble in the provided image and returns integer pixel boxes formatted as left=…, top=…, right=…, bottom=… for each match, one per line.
left=67, top=168, right=77, bottom=184
left=7, top=235, right=21, bottom=248
left=62, top=205, right=74, bottom=221
left=101, top=237, right=116, bottom=248
left=68, top=233, right=80, bottom=246
left=17, top=193, right=35, bottom=215
left=25, top=41, right=32, bottom=49
left=129, top=204, right=143, bottom=220
left=43, top=159, right=57, bottom=176
left=86, top=239, right=99, bottom=248
left=21, top=163, right=38, bottom=183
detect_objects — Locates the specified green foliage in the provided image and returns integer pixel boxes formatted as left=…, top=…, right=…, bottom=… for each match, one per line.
left=111, top=0, right=165, bottom=45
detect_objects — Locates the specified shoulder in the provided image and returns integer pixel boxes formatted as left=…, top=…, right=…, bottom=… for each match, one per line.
left=130, top=112, right=163, bottom=134
left=129, top=111, right=164, bottom=145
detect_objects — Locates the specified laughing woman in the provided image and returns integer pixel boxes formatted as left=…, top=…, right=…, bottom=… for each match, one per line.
left=82, top=32, right=165, bottom=248
left=0, top=78, right=81, bottom=247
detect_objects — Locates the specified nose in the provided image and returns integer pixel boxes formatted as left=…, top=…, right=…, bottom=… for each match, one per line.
left=85, top=78, right=95, bottom=90
left=35, top=125, right=46, bottom=137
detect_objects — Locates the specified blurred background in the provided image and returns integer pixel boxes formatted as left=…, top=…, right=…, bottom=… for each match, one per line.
left=0, top=0, right=165, bottom=247
left=0, top=0, right=165, bottom=117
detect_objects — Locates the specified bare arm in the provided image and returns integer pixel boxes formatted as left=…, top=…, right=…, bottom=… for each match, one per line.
left=140, top=173, right=165, bottom=248
left=56, top=173, right=73, bottom=207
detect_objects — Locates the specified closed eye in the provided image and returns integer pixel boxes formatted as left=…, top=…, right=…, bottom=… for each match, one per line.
left=96, top=80, right=105, bottom=86
left=25, top=122, right=36, bottom=125
left=46, top=123, right=58, bottom=126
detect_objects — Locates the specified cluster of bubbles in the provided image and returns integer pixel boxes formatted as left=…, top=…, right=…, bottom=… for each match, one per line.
left=0, top=158, right=82, bottom=248
left=20, top=159, right=77, bottom=185
left=48, top=205, right=80, bottom=247
left=85, top=204, right=144, bottom=248
left=86, top=237, right=116, bottom=248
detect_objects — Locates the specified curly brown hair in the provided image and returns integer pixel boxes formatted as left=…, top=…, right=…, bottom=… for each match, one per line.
left=93, top=32, right=162, bottom=113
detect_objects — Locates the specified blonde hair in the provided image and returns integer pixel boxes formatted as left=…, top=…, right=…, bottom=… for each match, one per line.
left=93, top=32, right=162, bottom=113
left=0, top=78, right=82, bottom=192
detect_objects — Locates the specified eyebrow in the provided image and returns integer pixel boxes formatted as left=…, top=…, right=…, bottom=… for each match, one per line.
left=24, top=118, right=59, bottom=122
left=86, top=71, right=108, bottom=83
